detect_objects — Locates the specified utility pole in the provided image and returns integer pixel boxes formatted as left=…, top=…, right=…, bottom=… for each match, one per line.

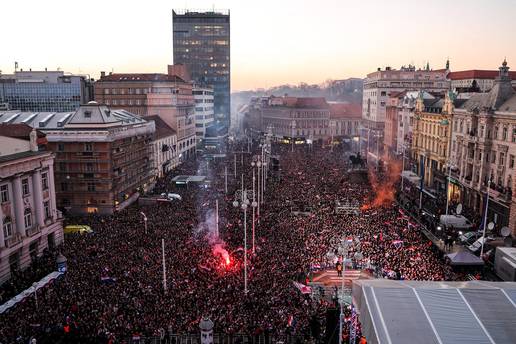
left=161, top=238, right=167, bottom=292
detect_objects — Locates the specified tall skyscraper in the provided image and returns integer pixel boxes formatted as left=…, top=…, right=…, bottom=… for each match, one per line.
left=172, top=9, right=230, bottom=130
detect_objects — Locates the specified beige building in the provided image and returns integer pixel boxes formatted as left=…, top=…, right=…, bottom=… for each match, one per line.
left=0, top=125, right=63, bottom=284
left=362, top=65, right=449, bottom=160
left=450, top=60, right=516, bottom=234
left=94, top=65, right=196, bottom=161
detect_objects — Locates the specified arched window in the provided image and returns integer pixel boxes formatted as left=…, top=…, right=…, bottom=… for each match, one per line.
left=3, top=216, right=12, bottom=238
left=24, top=208, right=32, bottom=229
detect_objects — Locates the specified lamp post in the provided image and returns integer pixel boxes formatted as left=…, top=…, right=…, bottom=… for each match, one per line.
left=32, top=282, right=38, bottom=309
left=251, top=161, right=258, bottom=253
left=256, top=160, right=262, bottom=216
left=162, top=238, right=167, bottom=292
left=140, top=211, right=148, bottom=234
left=233, top=190, right=257, bottom=294
left=337, top=238, right=353, bottom=344
left=480, top=178, right=492, bottom=258
left=445, top=163, right=456, bottom=215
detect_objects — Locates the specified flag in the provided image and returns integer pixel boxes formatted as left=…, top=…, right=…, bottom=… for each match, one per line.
left=292, top=281, right=312, bottom=294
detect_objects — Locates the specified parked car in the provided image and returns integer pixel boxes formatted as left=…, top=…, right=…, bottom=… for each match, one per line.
left=459, top=231, right=483, bottom=245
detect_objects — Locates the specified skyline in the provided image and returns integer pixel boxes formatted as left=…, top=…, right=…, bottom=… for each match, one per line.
left=1, top=0, right=515, bottom=91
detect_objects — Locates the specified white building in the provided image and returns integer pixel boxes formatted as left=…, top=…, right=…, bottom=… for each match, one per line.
left=193, top=85, right=215, bottom=144
left=0, top=124, right=63, bottom=285
left=361, top=65, right=449, bottom=158
left=147, top=115, right=178, bottom=178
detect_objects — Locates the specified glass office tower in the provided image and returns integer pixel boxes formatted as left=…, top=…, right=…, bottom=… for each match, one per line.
left=0, top=71, right=92, bottom=112
left=173, top=9, right=230, bottom=130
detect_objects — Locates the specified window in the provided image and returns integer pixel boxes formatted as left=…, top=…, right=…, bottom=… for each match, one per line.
left=491, top=152, right=496, bottom=163
left=85, top=143, right=93, bottom=152
left=58, top=143, right=65, bottom=151
left=41, top=172, right=48, bottom=190
left=24, top=209, right=32, bottom=229
left=3, top=217, right=12, bottom=238
left=22, top=178, right=29, bottom=196
left=1, top=184, right=8, bottom=203
left=86, top=163, right=94, bottom=172
left=59, top=162, right=67, bottom=171
left=380, top=91, right=386, bottom=97
left=494, top=126, right=498, bottom=140
left=500, top=152, right=505, bottom=165
left=87, top=182, right=96, bottom=192
left=503, top=127, right=508, bottom=141
left=61, top=183, right=68, bottom=192
left=510, top=155, right=515, bottom=169
left=44, top=201, right=51, bottom=219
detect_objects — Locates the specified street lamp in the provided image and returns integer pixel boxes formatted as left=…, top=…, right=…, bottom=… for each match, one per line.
left=250, top=161, right=259, bottom=253
left=337, top=237, right=354, bottom=344
left=32, top=282, right=38, bottom=309
left=233, top=189, right=257, bottom=294
left=140, top=211, right=148, bottom=234
left=444, top=163, right=457, bottom=215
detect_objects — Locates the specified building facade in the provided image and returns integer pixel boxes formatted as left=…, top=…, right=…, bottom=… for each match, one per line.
left=0, top=125, right=63, bottom=285
left=173, top=9, right=230, bottom=129
left=244, top=96, right=361, bottom=143
left=93, top=66, right=196, bottom=161
left=0, top=70, right=93, bottom=112
left=449, top=61, right=516, bottom=233
left=361, top=65, right=449, bottom=162
left=147, top=115, right=178, bottom=178
left=193, top=84, right=215, bottom=144
left=448, top=70, right=516, bottom=93
left=0, top=103, right=155, bottom=215
left=411, top=92, right=460, bottom=193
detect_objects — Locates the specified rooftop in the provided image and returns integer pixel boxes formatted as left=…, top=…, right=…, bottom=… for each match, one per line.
left=146, top=115, right=177, bottom=140
left=0, top=103, right=147, bottom=130
left=448, top=70, right=516, bottom=80
left=98, top=73, right=186, bottom=83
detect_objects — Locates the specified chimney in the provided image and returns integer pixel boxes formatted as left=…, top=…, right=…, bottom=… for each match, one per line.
left=100, top=71, right=106, bottom=78
left=45, top=67, right=47, bottom=71
left=377, top=67, right=381, bottom=71
left=29, top=129, right=38, bottom=152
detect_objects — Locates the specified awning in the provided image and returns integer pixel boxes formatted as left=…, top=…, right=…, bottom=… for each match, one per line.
left=0, top=271, right=64, bottom=314
left=352, top=279, right=516, bottom=344
left=447, top=250, right=485, bottom=266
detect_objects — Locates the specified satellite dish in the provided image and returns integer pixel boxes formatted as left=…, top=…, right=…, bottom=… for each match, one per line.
left=487, top=222, right=495, bottom=231
left=500, top=226, right=511, bottom=237
left=456, top=204, right=463, bottom=215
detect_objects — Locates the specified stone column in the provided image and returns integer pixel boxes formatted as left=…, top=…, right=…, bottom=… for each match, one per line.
left=47, top=164, right=57, bottom=220
left=12, top=176, right=26, bottom=236
left=32, top=170, right=45, bottom=227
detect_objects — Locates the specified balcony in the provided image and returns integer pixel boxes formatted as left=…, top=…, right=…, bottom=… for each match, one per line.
left=26, top=225, right=41, bottom=237
left=4, top=233, right=22, bottom=248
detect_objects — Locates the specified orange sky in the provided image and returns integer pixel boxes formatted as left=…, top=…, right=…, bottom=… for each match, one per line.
left=1, top=0, right=515, bottom=91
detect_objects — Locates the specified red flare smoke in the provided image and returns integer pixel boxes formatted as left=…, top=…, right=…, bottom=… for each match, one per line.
left=213, top=243, right=231, bottom=267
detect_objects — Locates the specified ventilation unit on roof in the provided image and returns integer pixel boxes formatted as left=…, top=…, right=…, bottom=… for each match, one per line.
left=3, top=113, right=20, bottom=123
left=39, top=113, right=55, bottom=127
left=84, top=110, right=92, bottom=118
left=21, top=113, right=38, bottom=124
left=57, top=113, right=73, bottom=127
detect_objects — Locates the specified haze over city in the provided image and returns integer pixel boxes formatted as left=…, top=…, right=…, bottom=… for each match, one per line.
left=1, top=0, right=515, bottom=90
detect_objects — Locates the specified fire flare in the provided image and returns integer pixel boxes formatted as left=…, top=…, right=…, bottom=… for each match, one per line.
left=362, top=158, right=402, bottom=210
left=213, top=243, right=231, bottom=268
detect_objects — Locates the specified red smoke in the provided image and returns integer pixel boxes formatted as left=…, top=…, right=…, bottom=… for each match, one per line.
left=362, top=158, right=402, bottom=210
left=213, top=243, right=231, bottom=268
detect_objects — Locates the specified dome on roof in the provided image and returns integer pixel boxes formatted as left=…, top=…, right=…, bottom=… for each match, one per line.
left=87, top=101, right=99, bottom=105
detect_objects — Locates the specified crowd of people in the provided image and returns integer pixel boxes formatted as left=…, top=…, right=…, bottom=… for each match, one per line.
left=0, top=138, right=460, bottom=343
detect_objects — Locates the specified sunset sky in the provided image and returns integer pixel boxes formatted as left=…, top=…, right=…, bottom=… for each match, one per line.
left=1, top=0, right=515, bottom=91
